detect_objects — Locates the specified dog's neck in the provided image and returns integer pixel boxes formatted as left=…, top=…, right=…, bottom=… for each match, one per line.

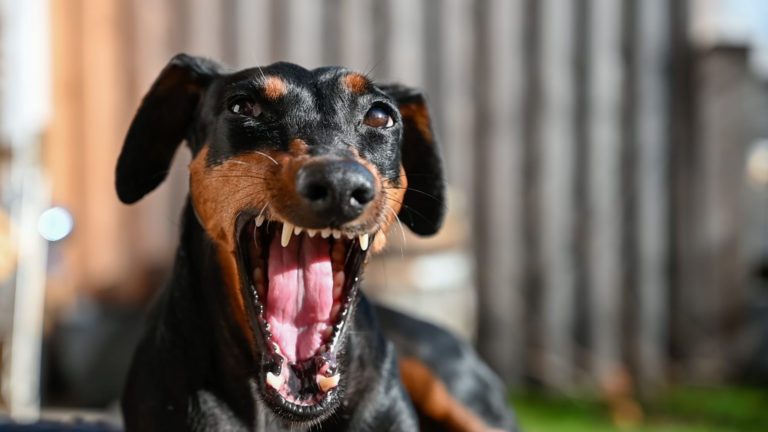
left=163, top=201, right=264, bottom=424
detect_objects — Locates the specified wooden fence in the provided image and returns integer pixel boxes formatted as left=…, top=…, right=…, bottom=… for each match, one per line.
left=42, top=0, right=763, bottom=391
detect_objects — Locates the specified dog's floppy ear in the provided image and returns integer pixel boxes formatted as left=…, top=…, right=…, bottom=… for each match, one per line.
left=116, top=54, right=220, bottom=204
left=379, top=84, right=446, bottom=236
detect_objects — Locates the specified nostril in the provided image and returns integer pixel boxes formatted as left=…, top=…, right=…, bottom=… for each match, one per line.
left=350, top=185, right=375, bottom=207
left=305, top=184, right=329, bottom=202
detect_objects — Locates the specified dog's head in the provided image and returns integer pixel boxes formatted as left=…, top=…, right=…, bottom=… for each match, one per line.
left=116, top=54, right=445, bottom=423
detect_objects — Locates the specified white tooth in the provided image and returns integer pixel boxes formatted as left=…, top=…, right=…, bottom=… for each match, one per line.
left=266, top=372, right=285, bottom=390
left=317, top=374, right=340, bottom=393
left=281, top=223, right=294, bottom=247
left=255, top=215, right=265, bottom=227
left=307, top=229, right=317, bottom=237
left=360, top=234, right=369, bottom=251
left=332, top=230, right=341, bottom=239
left=321, top=229, right=332, bottom=238
left=272, top=342, right=281, bottom=354
left=294, top=226, right=303, bottom=235
left=346, top=232, right=355, bottom=239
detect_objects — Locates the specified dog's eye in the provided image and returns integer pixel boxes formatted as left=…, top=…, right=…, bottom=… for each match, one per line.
left=363, top=107, right=393, bottom=128
left=230, top=100, right=262, bottom=117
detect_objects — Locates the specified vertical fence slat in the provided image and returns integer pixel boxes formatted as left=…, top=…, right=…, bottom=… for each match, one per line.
left=235, top=0, right=271, bottom=68
left=187, top=0, right=222, bottom=58
left=285, top=0, right=323, bottom=69
left=587, top=0, right=624, bottom=383
left=338, top=0, right=374, bottom=73
left=694, top=47, right=749, bottom=382
left=475, top=0, right=526, bottom=384
left=81, top=0, right=131, bottom=288
left=636, top=0, right=669, bottom=389
left=539, top=0, right=577, bottom=387
left=441, top=0, right=475, bottom=200
left=387, top=0, right=425, bottom=86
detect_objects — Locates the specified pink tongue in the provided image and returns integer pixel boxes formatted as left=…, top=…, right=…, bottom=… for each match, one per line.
left=266, top=229, right=333, bottom=363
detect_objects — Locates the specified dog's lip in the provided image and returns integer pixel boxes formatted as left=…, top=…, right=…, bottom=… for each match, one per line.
left=234, top=210, right=370, bottom=419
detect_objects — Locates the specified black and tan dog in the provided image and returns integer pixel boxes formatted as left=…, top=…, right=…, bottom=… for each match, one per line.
left=117, top=54, right=516, bottom=431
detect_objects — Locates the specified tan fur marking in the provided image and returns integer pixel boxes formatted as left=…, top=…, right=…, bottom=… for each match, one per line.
left=263, top=76, right=287, bottom=100
left=343, top=73, right=369, bottom=94
left=189, top=146, right=278, bottom=338
left=399, top=357, right=502, bottom=432
left=372, top=165, right=406, bottom=253
left=289, top=139, right=309, bottom=155
left=400, top=102, right=433, bottom=143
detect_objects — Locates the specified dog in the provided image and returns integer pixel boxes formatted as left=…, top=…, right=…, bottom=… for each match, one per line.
left=117, top=54, right=516, bottom=431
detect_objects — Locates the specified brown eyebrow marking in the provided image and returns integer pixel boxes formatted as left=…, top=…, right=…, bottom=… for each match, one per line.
left=343, top=73, right=369, bottom=94
left=263, top=76, right=287, bottom=100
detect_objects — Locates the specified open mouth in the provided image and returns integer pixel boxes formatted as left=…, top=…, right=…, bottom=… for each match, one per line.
left=235, top=212, right=371, bottom=420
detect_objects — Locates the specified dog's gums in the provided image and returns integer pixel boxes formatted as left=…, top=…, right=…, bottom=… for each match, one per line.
left=236, top=214, right=370, bottom=417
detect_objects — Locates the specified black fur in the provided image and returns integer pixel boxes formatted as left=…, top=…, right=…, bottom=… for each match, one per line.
left=117, top=54, right=514, bottom=431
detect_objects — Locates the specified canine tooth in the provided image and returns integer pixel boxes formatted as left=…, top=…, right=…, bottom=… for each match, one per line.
left=321, top=229, right=332, bottom=238
left=360, top=234, right=369, bottom=251
left=281, top=223, right=294, bottom=247
left=307, top=229, right=317, bottom=237
left=266, top=372, right=285, bottom=390
left=317, top=374, right=340, bottom=393
left=255, top=215, right=265, bottom=227
left=294, top=226, right=303, bottom=235
left=332, top=230, right=341, bottom=239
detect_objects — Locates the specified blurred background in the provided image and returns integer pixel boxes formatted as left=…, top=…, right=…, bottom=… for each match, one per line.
left=1, top=0, right=768, bottom=430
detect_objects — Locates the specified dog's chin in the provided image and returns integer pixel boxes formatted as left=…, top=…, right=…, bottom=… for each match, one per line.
left=234, top=211, right=370, bottom=423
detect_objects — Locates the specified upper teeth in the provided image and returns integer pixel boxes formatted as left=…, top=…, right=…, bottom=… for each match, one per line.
left=264, top=218, right=370, bottom=251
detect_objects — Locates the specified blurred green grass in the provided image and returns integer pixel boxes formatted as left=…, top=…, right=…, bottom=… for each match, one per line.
left=510, top=387, right=768, bottom=432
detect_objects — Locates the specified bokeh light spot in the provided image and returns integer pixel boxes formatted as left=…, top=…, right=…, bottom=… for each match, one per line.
left=37, top=207, right=73, bottom=241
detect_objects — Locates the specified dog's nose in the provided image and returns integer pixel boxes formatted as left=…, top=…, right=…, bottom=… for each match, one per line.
left=296, top=160, right=376, bottom=225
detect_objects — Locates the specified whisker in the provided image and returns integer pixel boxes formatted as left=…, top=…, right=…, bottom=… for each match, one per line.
left=383, top=186, right=447, bottom=209
left=227, top=153, right=279, bottom=168
left=386, top=204, right=407, bottom=254
left=255, top=151, right=279, bottom=165
left=202, top=174, right=270, bottom=181
left=382, top=173, right=450, bottom=183
left=384, top=197, right=437, bottom=230
left=257, top=202, right=270, bottom=220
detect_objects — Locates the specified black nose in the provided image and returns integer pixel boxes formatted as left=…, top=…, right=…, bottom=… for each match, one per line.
left=296, top=160, right=377, bottom=226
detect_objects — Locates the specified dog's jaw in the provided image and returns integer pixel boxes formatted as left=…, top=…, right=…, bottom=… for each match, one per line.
left=235, top=212, right=370, bottom=422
